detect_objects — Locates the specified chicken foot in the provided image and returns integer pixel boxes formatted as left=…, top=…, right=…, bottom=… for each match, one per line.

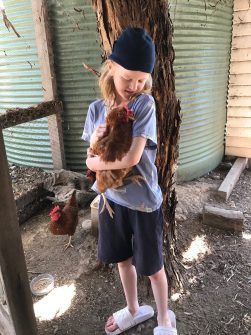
left=100, top=193, right=115, bottom=218
left=64, top=236, right=74, bottom=251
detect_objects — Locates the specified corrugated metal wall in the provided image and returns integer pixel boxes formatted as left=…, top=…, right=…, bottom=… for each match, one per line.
left=0, top=0, right=53, bottom=169
left=170, top=0, right=233, bottom=180
left=48, top=0, right=101, bottom=171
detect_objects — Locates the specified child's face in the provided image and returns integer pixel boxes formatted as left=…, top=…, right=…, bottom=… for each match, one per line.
left=110, top=62, right=149, bottom=103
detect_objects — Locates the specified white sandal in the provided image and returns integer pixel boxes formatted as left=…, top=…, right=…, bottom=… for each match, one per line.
left=105, top=305, right=154, bottom=335
left=154, top=309, right=177, bottom=335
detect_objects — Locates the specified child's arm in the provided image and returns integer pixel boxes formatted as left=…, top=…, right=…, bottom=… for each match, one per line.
left=86, top=136, right=147, bottom=171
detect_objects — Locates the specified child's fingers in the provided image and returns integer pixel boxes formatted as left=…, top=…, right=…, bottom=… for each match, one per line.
left=96, top=124, right=107, bottom=138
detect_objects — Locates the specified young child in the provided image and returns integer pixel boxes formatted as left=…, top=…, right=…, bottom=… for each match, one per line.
left=82, top=27, right=177, bottom=335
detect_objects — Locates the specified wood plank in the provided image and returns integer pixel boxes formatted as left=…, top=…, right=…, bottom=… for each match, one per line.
left=226, top=136, right=251, bottom=148
left=0, top=304, right=15, bottom=335
left=226, top=127, right=251, bottom=137
left=227, top=117, right=251, bottom=129
left=32, top=0, right=65, bottom=170
left=228, top=85, right=251, bottom=97
left=227, top=106, right=251, bottom=117
left=231, top=48, right=251, bottom=61
left=232, top=23, right=251, bottom=37
left=0, top=100, right=62, bottom=129
left=234, top=0, right=251, bottom=11
left=0, top=129, right=38, bottom=335
left=233, top=9, right=251, bottom=24
left=228, top=96, right=251, bottom=107
left=229, top=74, right=251, bottom=85
left=230, top=61, right=251, bottom=74
left=203, top=204, right=244, bottom=232
left=226, top=146, right=251, bottom=158
left=232, top=36, right=251, bottom=49
left=226, top=117, right=251, bottom=127
left=217, top=158, right=248, bottom=200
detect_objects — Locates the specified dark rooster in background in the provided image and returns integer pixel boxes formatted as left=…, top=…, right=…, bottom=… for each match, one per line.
left=90, top=105, right=144, bottom=217
left=49, top=190, right=79, bottom=250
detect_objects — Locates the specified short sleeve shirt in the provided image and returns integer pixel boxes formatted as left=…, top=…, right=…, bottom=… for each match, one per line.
left=82, top=94, right=163, bottom=212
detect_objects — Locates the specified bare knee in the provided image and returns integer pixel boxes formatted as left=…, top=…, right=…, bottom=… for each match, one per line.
left=117, top=257, right=133, bottom=269
left=148, top=266, right=166, bottom=282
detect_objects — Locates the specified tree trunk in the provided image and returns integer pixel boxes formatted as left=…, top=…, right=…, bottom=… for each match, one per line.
left=92, top=0, right=182, bottom=293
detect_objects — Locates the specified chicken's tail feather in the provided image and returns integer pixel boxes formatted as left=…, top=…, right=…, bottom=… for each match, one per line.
left=100, top=193, right=114, bottom=218
left=124, top=174, right=145, bottom=186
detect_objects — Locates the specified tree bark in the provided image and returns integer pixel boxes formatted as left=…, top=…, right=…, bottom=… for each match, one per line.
left=92, top=0, right=182, bottom=292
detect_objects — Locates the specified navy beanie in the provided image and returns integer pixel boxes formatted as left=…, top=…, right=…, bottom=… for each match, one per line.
left=108, top=27, right=155, bottom=73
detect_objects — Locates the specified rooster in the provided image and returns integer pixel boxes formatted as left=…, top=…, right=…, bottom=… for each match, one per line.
left=90, top=105, right=144, bottom=217
left=49, top=190, right=78, bottom=250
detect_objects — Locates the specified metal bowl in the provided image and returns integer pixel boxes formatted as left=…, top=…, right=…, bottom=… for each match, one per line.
left=30, top=273, right=54, bottom=296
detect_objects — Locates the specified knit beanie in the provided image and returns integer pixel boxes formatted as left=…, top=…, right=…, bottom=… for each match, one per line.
left=108, top=27, right=155, bottom=73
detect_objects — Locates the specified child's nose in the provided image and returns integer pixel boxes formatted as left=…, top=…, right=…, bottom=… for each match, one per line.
left=129, top=81, right=138, bottom=91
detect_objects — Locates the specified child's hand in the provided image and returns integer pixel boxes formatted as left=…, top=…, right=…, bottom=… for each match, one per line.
left=90, top=124, right=107, bottom=146
left=96, top=124, right=107, bottom=138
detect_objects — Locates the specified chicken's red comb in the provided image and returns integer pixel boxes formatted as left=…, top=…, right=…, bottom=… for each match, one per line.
left=50, top=205, right=60, bottom=216
left=123, top=104, right=134, bottom=122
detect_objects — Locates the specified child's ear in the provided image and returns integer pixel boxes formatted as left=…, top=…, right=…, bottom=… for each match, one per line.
left=107, top=60, right=115, bottom=75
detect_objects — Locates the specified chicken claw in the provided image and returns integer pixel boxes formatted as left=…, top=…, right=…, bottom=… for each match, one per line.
left=64, top=236, right=74, bottom=251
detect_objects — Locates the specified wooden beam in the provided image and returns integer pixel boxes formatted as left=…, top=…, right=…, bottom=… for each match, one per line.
left=232, top=36, right=251, bottom=49
left=232, top=23, right=251, bottom=37
left=234, top=0, right=251, bottom=11
left=229, top=74, right=251, bottom=86
left=0, top=304, right=15, bottom=335
left=0, top=100, right=62, bottom=129
left=230, top=61, right=251, bottom=75
left=32, top=0, right=65, bottom=170
left=233, top=9, right=251, bottom=24
left=228, top=85, right=251, bottom=98
left=230, top=48, right=251, bottom=62
left=203, top=205, right=244, bottom=232
left=226, top=146, right=251, bottom=158
left=227, top=107, right=251, bottom=117
left=0, top=129, right=38, bottom=335
left=226, top=136, right=251, bottom=148
left=227, top=117, right=251, bottom=127
left=228, top=96, right=251, bottom=107
left=217, top=157, right=248, bottom=200
left=226, top=127, right=251, bottom=137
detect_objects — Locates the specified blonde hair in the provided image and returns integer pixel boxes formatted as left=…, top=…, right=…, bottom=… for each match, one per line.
left=98, top=60, right=152, bottom=108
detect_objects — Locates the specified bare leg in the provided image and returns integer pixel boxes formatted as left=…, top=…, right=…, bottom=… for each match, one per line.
left=106, top=257, right=139, bottom=332
left=149, top=266, right=172, bottom=327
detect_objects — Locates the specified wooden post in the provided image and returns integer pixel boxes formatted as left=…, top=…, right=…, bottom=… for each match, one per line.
left=32, top=0, right=66, bottom=170
left=217, top=157, right=248, bottom=200
left=0, top=129, right=38, bottom=335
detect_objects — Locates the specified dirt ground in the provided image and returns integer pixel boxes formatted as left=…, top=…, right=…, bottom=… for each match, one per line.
left=16, top=161, right=251, bottom=335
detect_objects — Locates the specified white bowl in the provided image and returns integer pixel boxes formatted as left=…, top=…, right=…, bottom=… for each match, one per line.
left=30, top=273, right=54, bottom=296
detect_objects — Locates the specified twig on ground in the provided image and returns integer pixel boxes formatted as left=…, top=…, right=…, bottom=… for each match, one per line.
left=224, top=316, right=235, bottom=325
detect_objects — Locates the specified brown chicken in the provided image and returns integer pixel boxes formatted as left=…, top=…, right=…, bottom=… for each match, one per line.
left=91, top=105, right=144, bottom=217
left=49, top=190, right=78, bottom=250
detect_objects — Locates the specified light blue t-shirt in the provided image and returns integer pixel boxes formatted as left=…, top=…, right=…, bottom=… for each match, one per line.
left=82, top=93, right=163, bottom=212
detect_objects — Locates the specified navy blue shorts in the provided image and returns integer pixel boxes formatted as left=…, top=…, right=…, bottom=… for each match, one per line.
left=98, top=197, right=164, bottom=276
